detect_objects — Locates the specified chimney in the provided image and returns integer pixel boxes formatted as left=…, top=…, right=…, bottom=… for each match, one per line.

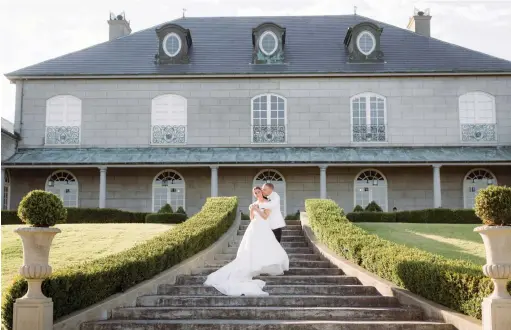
left=108, top=12, right=131, bottom=41
left=407, top=8, right=432, bottom=37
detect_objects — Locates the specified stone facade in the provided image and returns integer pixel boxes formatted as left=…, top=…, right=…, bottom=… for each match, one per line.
left=7, top=165, right=511, bottom=214
left=16, top=76, right=511, bottom=148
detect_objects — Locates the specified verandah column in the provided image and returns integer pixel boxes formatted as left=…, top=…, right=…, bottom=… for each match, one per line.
left=210, top=166, right=219, bottom=197
left=99, top=166, right=107, bottom=208
left=319, top=165, right=328, bottom=199
left=433, top=164, right=442, bottom=208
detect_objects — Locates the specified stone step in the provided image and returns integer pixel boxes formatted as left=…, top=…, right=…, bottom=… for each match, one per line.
left=224, top=246, right=313, bottom=255
left=192, top=267, right=343, bottom=276
left=237, top=229, right=303, bottom=236
left=241, top=220, right=301, bottom=226
left=176, top=275, right=360, bottom=286
left=239, top=224, right=302, bottom=231
left=136, top=295, right=400, bottom=308
left=205, top=259, right=332, bottom=268
left=233, top=235, right=305, bottom=243
left=228, top=241, right=309, bottom=248
left=215, top=253, right=321, bottom=261
left=82, top=320, right=455, bottom=330
left=111, top=306, right=423, bottom=321
left=157, top=284, right=380, bottom=296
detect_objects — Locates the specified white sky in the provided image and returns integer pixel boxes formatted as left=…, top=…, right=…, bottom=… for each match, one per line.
left=1, top=0, right=510, bottom=122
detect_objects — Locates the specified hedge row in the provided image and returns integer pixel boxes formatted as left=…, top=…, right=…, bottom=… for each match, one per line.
left=240, top=211, right=301, bottom=221
left=347, top=208, right=480, bottom=224
left=1, top=197, right=238, bottom=330
left=145, top=213, right=188, bottom=224
left=305, top=199, right=511, bottom=319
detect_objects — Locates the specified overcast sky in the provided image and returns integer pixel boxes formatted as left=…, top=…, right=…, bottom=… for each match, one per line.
left=1, top=0, right=510, bottom=122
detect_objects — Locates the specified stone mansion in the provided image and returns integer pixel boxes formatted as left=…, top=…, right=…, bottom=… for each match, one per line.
left=1, top=12, right=511, bottom=216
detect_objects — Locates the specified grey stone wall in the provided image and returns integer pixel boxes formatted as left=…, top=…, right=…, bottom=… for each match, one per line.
left=1, top=133, right=17, bottom=161
left=8, top=165, right=511, bottom=214
left=17, top=76, right=511, bottom=148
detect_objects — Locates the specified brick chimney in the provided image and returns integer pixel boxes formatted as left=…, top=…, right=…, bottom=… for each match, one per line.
left=108, top=12, right=131, bottom=41
left=407, top=8, right=432, bottom=37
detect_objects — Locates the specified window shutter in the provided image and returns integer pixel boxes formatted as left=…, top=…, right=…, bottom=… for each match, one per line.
left=65, top=97, right=82, bottom=126
left=46, top=97, right=67, bottom=126
left=152, top=95, right=186, bottom=126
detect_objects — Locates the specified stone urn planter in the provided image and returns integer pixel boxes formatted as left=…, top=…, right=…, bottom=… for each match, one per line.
left=473, top=185, right=511, bottom=330
left=12, top=190, right=67, bottom=330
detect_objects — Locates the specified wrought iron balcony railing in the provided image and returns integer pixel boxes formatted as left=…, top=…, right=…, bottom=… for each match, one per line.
left=45, top=126, right=80, bottom=145
left=461, top=124, right=496, bottom=142
left=252, top=125, right=286, bottom=143
left=352, top=124, right=387, bottom=142
left=152, top=125, right=187, bottom=144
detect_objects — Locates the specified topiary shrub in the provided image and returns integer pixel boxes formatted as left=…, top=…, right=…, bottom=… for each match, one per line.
left=285, top=210, right=301, bottom=220
left=17, top=190, right=67, bottom=227
left=364, top=201, right=383, bottom=212
left=474, top=185, right=511, bottom=226
left=176, top=206, right=187, bottom=217
left=240, top=212, right=250, bottom=220
left=158, top=203, right=174, bottom=214
left=353, top=205, right=364, bottom=212
left=145, top=213, right=188, bottom=224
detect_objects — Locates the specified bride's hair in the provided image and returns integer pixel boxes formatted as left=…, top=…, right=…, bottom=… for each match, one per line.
left=253, top=186, right=268, bottom=200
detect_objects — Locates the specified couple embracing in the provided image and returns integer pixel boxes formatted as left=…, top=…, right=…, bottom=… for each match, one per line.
left=204, top=183, right=290, bottom=296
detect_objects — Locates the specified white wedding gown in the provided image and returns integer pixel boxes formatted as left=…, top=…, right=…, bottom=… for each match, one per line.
left=204, top=204, right=290, bottom=296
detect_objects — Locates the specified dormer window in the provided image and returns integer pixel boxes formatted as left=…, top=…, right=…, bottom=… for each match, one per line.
left=163, top=32, right=182, bottom=57
left=344, top=22, right=384, bottom=63
left=155, top=23, right=192, bottom=64
left=252, top=22, right=286, bottom=64
left=356, top=31, right=376, bottom=56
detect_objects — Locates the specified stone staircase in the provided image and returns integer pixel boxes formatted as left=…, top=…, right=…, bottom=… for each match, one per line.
left=82, top=220, right=455, bottom=330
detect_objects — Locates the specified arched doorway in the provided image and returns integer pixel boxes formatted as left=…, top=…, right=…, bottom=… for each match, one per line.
left=464, top=168, right=497, bottom=208
left=354, top=169, right=388, bottom=211
left=152, top=170, right=186, bottom=212
left=253, top=169, right=286, bottom=215
left=46, top=170, right=79, bottom=207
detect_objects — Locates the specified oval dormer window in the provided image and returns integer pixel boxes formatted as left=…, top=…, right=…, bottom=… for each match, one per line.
left=259, top=31, right=278, bottom=56
left=163, top=32, right=182, bottom=57
left=356, top=31, right=376, bottom=56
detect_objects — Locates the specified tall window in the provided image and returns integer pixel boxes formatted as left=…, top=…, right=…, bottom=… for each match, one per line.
left=45, top=95, right=82, bottom=145
left=464, top=169, right=497, bottom=209
left=354, top=169, right=388, bottom=211
left=251, top=94, right=287, bottom=143
left=459, top=92, right=496, bottom=142
left=253, top=169, right=286, bottom=215
left=3, top=170, right=10, bottom=210
left=151, top=94, right=187, bottom=144
left=351, top=92, right=387, bottom=142
left=46, top=170, right=79, bottom=207
left=152, top=170, right=186, bottom=212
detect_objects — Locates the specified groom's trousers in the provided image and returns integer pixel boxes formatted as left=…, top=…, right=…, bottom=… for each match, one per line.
left=272, top=228, right=282, bottom=243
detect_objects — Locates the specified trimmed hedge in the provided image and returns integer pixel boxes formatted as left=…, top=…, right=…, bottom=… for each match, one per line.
left=1, top=208, right=149, bottom=225
left=285, top=210, right=301, bottom=220
left=145, top=213, right=188, bottom=224
left=305, top=199, right=511, bottom=319
left=346, top=208, right=480, bottom=224
left=2, top=197, right=238, bottom=330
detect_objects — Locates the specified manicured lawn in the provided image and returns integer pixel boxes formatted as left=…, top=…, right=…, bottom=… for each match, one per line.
left=1, top=223, right=173, bottom=294
left=355, top=223, right=485, bottom=265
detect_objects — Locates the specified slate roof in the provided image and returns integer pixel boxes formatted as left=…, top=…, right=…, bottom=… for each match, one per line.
left=6, top=15, right=511, bottom=78
left=3, top=146, right=511, bottom=166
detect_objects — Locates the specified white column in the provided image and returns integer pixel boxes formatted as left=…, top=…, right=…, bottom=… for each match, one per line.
left=433, top=164, right=442, bottom=208
left=1, top=168, right=5, bottom=210
left=99, top=167, right=107, bottom=209
left=319, top=165, right=328, bottom=199
left=210, top=166, right=219, bottom=197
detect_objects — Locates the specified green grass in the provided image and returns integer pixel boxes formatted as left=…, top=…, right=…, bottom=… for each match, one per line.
left=1, top=224, right=173, bottom=294
left=355, top=223, right=485, bottom=265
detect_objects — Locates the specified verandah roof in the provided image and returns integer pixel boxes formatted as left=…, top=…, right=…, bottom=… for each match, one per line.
left=3, top=146, right=511, bottom=166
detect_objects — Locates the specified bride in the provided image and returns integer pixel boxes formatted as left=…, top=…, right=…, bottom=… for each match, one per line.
left=204, top=186, right=290, bottom=296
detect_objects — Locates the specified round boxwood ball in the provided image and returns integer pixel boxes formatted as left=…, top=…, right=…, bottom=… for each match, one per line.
left=17, top=190, right=67, bottom=227
left=474, top=185, right=511, bottom=226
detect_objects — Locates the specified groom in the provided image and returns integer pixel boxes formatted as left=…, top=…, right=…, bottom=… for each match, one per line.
left=261, top=183, right=286, bottom=243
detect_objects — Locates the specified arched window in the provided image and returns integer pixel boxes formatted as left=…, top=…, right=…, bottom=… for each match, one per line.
left=151, top=94, right=187, bottom=144
left=464, top=169, right=497, bottom=209
left=3, top=170, right=10, bottom=210
left=351, top=92, right=387, bottom=142
left=354, top=169, right=388, bottom=211
left=459, top=92, right=496, bottom=142
left=46, top=170, right=79, bottom=207
left=152, top=170, right=186, bottom=212
left=251, top=94, right=287, bottom=144
left=253, top=169, right=286, bottom=215
left=45, top=95, right=82, bottom=145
